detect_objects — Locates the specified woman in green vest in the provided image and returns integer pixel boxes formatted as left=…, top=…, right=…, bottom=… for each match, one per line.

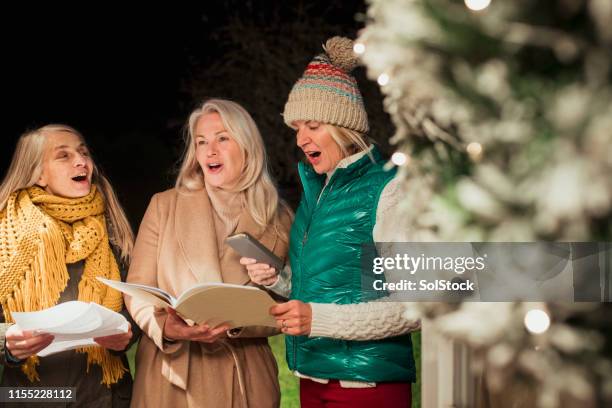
left=242, top=37, right=419, bottom=407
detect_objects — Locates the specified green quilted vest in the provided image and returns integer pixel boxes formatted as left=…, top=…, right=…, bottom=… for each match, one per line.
left=286, top=146, right=416, bottom=383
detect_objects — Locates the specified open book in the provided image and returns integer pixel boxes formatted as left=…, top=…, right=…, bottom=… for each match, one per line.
left=98, top=278, right=277, bottom=328
left=11, top=301, right=129, bottom=357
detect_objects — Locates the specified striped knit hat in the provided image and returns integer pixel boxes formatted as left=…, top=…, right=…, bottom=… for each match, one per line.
left=283, top=36, right=369, bottom=133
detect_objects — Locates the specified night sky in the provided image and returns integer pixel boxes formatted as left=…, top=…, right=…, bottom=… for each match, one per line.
left=2, top=2, right=374, bottom=227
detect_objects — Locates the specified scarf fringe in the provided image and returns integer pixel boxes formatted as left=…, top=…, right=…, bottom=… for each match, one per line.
left=2, top=216, right=68, bottom=319
left=4, top=220, right=68, bottom=382
left=79, top=345, right=128, bottom=386
left=21, top=355, right=41, bottom=382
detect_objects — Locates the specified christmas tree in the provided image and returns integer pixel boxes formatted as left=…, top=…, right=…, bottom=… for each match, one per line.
left=358, top=0, right=612, bottom=406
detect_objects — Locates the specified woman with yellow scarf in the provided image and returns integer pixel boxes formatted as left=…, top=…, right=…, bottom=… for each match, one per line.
left=0, top=124, right=138, bottom=407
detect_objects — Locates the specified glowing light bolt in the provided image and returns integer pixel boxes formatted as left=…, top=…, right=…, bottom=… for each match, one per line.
left=464, top=0, right=491, bottom=11
left=391, top=152, right=408, bottom=166
left=377, top=73, right=390, bottom=86
left=353, top=42, right=366, bottom=55
left=524, top=309, right=550, bottom=334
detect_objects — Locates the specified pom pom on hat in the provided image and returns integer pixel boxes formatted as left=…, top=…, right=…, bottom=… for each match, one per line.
left=283, top=35, right=369, bottom=133
left=323, top=36, right=359, bottom=73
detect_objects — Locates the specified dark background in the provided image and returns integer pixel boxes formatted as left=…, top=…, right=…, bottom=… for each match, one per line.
left=2, top=1, right=392, bottom=228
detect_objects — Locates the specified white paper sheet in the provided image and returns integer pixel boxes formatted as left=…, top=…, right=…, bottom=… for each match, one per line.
left=97, top=277, right=175, bottom=308
left=11, top=301, right=129, bottom=357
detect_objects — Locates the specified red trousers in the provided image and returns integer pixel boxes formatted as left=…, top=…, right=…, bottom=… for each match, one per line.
left=300, top=378, right=412, bottom=408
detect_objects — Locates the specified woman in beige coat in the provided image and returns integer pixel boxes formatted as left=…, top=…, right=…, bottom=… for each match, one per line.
left=125, top=99, right=292, bottom=408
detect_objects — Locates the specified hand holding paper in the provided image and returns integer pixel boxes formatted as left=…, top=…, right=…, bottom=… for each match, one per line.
left=5, top=325, right=54, bottom=360
left=10, top=301, right=130, bottom=357
left=94, top=323, right=132, bottom=351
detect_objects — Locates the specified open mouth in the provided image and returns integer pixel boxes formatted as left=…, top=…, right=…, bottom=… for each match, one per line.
left=207, top=163, right=223, bottom=173
left=304, top=151, right=322, bottom=165
left=72, top=173, right=88, bottom=182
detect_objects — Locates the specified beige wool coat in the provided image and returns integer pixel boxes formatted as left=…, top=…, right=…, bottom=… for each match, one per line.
left=125, top=188, right=291, bottom=408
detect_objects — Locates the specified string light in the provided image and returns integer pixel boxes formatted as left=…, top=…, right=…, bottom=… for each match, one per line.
left=353, top=42, right=366, bottom=55
left=464, top=0, right=491, bottom=11
left=466, top=142, right=483, bottom=161
left=377, top=73, right=390, bottom=86
left=391, top=152, right=408, bottom=166
left=524, top=309, right=550, bottom=334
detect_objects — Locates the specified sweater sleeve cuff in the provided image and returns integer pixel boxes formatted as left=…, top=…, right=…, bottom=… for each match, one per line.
left=265, top=264, right=292, bottom=298
left=1, top=325, right=26, bottom=367
left=264, top=276, right=281, bottom=290
left=309, top=303, right=340, bottom=338
left=4, top=345, right=25, bottom=367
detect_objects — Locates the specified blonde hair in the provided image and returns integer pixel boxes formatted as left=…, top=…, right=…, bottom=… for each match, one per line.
left=0, top=124, right=134, bottom=262
left=176, top=99, right=291, bottom=241
left=324, top=124, right=373, bottom=159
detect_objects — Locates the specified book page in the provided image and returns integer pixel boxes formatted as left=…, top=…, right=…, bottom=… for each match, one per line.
left=97, top=278, right=175, bottom=308
left=175, top=285, right=277, bottom=328
left=175, top=282, right=258, bottom=305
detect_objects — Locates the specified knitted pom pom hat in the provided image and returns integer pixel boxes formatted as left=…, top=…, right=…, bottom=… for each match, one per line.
left=283, top=36, right=369, bottom=133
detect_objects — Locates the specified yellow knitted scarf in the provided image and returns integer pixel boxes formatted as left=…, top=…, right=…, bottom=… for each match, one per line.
left=0, top=185, right=127, bottom=386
